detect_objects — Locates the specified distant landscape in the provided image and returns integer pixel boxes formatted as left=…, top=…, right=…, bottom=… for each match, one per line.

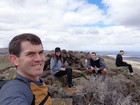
left=0, top=48, right=8, bottom=56
left=1, top=48, right=140, bottom=62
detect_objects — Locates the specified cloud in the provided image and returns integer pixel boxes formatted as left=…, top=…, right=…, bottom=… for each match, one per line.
left=0, top=0, right=140, bottom=51
left=103, top=0, right=140, bottom=27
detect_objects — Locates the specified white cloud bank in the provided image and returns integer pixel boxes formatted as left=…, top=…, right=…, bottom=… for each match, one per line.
left=0, top=0, right=140, bottom=51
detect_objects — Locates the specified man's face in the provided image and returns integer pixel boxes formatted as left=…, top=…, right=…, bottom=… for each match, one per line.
left=91, top=54, right=96, bottom=60
left=10, top=41, right=45, bottom=80
left=120, top=51, right=124, bottom=56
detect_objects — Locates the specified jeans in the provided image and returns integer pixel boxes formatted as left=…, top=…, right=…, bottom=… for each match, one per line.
left=54, top=68, right=72, bottom=85
left=117, top=62, right=133, bottom=73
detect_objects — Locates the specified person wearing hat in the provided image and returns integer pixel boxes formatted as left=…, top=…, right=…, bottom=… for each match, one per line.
left=50, top=47, right=75, bottom=88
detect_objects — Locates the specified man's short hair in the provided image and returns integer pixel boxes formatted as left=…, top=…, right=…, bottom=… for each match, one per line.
left=9, top=33, right=42, bottom=57
left=91, top=52, right=96, bottom=55
left=120, top=50, right=124, bottom=53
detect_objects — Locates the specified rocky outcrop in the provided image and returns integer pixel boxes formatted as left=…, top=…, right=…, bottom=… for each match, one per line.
left=1, top=50, right=140, bottom=105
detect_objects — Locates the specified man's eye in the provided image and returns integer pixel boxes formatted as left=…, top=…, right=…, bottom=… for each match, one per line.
left=39, top=51, right=44, bottom=55
left=27, top=53, right=34, bottom=56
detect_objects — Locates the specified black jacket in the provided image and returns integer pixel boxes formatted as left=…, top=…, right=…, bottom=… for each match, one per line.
left=115, top=54, right=126, bottom=66
left=87, top=58, right=105, bottom=70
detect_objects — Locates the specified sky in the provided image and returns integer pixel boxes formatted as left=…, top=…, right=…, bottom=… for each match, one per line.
left=0, top=0, right=140, bottom=51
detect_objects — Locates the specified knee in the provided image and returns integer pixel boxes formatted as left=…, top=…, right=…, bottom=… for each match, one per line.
left=66, top=67, right=72, bottom=73
left=102, top=68, right=107, bottom=75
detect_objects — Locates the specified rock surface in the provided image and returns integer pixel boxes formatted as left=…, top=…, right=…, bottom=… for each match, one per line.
left=0, top=50, right=140, bottom=105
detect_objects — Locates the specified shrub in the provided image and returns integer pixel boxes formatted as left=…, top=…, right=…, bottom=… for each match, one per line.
left=73, top=75, right=138, bottom=105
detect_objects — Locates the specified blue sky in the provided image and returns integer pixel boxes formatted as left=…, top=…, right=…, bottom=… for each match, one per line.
left=0, top=0, right=140, bottom=51
left=88, top=0, right=105, bottom=9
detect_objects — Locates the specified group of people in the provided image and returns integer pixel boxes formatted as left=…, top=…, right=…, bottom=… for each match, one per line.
left=0, top=33, right=134, bottom=105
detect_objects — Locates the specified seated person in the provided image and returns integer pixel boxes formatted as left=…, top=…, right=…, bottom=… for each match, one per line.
left=50, top=47, right=75, bottom=88
left=86, top=52, right=107, bottom=76
left=115, top=50, right=134, bottom=75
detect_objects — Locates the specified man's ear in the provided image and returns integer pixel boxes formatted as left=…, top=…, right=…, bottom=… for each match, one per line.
left=8, top=54, right=19, bottom=66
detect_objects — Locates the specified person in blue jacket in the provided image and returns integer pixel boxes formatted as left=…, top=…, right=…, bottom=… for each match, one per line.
left=50, top=47, right=75, bottom=88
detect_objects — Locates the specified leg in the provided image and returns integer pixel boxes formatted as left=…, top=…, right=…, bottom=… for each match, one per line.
left=101, top=68, right=107, bottom=75
left=65, top=68, right=72, bottom=85
left=99, top=68, right=107, bottom=81
left=54, top=71, right=66, bottom=77
left=54, top=71, right=67, bottom=86
left=119, top=63, right=133, bottom=73
left=127, top=64, right=133, bottom=73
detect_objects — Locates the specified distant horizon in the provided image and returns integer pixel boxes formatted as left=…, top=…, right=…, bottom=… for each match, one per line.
left=0, top=47, right=140, bottom=53
left=0, top=47, right=140, bottom=62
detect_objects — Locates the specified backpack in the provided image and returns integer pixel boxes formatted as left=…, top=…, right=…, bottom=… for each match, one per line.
left=0, top=78, right=52, bottom=105
left=15, top=78, right=52, bottom=105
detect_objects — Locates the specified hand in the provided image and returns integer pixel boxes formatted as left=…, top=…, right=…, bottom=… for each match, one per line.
left=90, top=66, right=95, bottom=70
left=95, top=68, right=99, bottom=70
left=86, top=68, right=93, bottom=73
left=86, top=68, right=89, bottom=70
left=95, top=68, right=99, bottom=73
left=60, top=68, right=65, bottom=71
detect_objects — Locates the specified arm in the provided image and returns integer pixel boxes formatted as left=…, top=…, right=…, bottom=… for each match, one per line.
left=116, top=54, right=127, bottom=65
left=0, top=81, right=33, bottom=105
left=50, top=58, right=59, bottom=74
left=60, top=58, right=65, bottom=71
left=99, top=60, right=106, bottom=70
left=116, top=54, right=122, bottom=65
left=118, top=54, right=123, bottom=63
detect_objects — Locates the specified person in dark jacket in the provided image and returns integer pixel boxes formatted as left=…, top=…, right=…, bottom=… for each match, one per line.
left=115, top=50, right=134, bottom=75
left=50, top=47, right=75, bottom=88
left=86, top=52, right=107, bottom=76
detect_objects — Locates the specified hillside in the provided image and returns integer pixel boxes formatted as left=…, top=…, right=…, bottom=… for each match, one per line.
left=0, top=48, right=8, bottom=56
left=0, top=50, right=140, bottom=105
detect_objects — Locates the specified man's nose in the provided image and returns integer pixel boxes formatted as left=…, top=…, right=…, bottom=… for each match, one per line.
left=34, top=53, right=44, bottom=61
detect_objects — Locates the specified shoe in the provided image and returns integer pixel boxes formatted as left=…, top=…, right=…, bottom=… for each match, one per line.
left=68, top=84, right=76, bottom=89
left=130, top=73, right=134, bottom=76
